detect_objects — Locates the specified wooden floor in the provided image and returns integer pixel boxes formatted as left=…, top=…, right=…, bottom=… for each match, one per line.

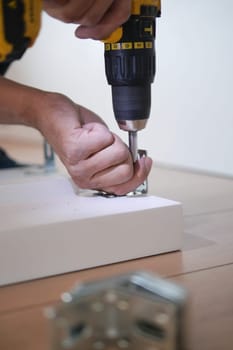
left=0, top=139, right=233, bottom=350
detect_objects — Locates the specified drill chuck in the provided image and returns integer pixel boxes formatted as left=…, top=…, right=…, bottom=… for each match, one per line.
left=111, top=84, right=151, bottom=132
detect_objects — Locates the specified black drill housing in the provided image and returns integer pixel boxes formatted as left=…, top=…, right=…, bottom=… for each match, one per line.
left=104, top=6, right=160, bottom=128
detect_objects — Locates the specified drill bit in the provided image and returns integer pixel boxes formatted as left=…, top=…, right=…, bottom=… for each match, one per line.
left=128, top=131, right=138, bottom=163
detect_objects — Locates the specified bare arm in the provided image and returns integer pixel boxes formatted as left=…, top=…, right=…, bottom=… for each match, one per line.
left=0, top=76, right=42, bottom=127
left=0, top=77, right=152, bottom=195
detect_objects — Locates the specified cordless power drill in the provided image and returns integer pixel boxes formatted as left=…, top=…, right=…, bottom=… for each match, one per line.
left=0, top=0, right=161, bottom=164
left=104, top=0, right=161, bottom=162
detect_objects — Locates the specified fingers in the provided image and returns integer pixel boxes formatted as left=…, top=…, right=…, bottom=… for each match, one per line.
left=37, top=93, right=152, bottom=196
left=66, top=126, right=153, bottom=196
left=101, top=157, right=153, bottom=196
left=44, top=0, right=112, bottom=24
left=75, top=0, right=131, bottom=40
left=60, top=123, right=114, bottom=166
left=69, top=134, right=133, bottom=189
left=43, top=0, right=131, bottom=40
left=60, top=123, right=152, bottom=195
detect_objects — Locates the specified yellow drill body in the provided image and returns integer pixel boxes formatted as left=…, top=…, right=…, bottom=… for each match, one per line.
left=0, top=0, right=41, bottom=73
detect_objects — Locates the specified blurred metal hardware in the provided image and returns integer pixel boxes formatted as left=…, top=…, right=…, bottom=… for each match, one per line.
left=46, top=271, right=187, bottom=350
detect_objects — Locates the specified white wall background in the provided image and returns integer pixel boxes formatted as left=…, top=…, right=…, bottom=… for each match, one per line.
left=6, top=0, right=233, bottom=176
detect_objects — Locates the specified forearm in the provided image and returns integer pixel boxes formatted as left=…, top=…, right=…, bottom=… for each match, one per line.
left=0, top=76, right=45, bottom=128
left=0, top=76, right=107, bottom=133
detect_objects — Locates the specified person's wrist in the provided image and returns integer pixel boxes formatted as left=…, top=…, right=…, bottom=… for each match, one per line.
left=20, top=88, right=46, bottom=130
left=27, top=91, right=68, bottom=134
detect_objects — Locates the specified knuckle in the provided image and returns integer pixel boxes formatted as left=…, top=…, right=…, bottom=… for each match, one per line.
left=97, top=127, right=114, bottom=145
left=94, top=122, right=109, bottom=134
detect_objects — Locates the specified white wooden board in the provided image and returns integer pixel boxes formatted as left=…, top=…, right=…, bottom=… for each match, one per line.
left=0, top=174, right=183, bottom=286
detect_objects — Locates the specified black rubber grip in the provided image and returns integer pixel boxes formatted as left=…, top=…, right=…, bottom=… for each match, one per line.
left=112, top=85, right=151, bottom=121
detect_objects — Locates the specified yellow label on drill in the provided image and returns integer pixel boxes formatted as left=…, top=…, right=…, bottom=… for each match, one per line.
left=134, top=42, right=144, bottom=49
left=122, top=42, right=133, bottom=50
left=105, top=43, right=111, bottom=51
left=145, top=41, right=153, bottom=48
left=111, top=43, right=121, bottom=50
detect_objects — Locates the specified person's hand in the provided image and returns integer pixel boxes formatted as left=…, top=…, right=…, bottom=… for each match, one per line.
left=0, top=76, right=152, bottom=196
left=43, top=0, right=131, bottom=40
left=37, top=93, right=152, bottom=195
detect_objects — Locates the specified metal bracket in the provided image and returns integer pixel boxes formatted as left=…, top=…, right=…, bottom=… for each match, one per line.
left=46, top=272, right=187, bottom=350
